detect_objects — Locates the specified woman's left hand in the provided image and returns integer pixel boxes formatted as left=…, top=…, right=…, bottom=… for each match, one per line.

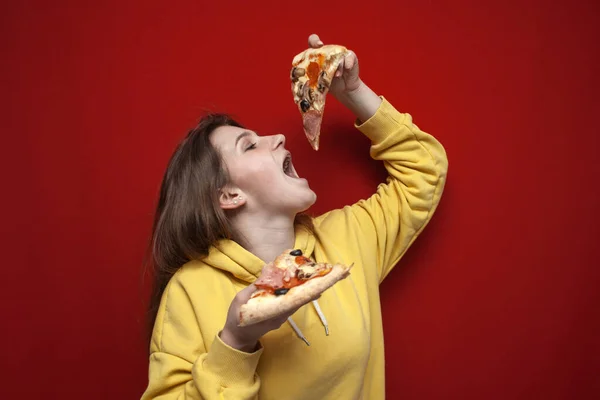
left=307, top=34, right=363, bottom=99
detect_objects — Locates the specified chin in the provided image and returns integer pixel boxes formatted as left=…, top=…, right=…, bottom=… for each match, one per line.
left=296, top=192, right=317, bottom=213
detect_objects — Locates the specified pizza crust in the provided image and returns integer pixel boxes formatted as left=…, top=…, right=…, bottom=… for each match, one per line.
left=238, top=263, right=352, bottom=327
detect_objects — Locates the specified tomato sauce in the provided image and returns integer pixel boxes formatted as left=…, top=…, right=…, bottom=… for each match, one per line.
left=306, top=61, right=320, bottom=88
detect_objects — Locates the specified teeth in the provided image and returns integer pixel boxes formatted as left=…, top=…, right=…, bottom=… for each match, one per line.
left=283, top=155, right=294, bottom=177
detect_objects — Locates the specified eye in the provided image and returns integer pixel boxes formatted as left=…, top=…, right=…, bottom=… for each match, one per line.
left=245, top=142, right=257, bottom=151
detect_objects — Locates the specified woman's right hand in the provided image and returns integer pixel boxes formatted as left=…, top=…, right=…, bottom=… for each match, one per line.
left=220, top=284, right=315, bottom=352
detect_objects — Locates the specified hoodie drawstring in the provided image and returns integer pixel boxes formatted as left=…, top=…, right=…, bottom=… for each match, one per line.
left=312, top=300, right=329, bottom=335
left=287, top=317, right=310, bottom=346
left=287, top=299, right=329, bottom=346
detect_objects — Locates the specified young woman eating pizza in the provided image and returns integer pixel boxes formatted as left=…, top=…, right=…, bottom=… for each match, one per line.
left=141, top=33, right=448, bottom=399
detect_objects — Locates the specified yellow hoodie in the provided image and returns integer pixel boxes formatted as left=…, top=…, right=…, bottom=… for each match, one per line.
left=141, top=97, right=448, bottom=400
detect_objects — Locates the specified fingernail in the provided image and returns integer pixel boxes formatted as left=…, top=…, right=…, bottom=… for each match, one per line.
left=317, top=41, right=324, bottom=46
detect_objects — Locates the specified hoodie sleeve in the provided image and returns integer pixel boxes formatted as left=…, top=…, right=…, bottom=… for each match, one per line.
left=315, top=96, right=448, bottom=283
left=141, top=276, right=263, bottom=400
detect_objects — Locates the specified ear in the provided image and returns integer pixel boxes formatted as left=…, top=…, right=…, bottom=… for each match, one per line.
left=218, top=187, right=247, bottom=210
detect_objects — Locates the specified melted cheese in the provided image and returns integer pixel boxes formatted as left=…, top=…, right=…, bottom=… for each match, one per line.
left=297, top=263, right=318, bottom=278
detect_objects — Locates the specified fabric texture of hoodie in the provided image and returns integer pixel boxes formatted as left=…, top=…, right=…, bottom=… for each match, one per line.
left=141, top=97, right=448, bottom=400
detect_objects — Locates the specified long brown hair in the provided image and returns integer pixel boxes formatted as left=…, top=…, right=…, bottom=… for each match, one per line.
left=145, top=113, right=314, bottom=342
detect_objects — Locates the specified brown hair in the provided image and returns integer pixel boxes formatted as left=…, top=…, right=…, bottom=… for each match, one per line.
left=145, top=113, right=314, bottom=342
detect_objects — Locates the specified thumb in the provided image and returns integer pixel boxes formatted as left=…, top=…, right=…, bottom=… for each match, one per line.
left=308, top=33, right=324, bottom=48
left=236, top=283, right=257, bottom=303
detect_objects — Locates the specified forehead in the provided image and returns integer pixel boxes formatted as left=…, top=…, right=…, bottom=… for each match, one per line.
left=210, top=125, right=253, bottom=152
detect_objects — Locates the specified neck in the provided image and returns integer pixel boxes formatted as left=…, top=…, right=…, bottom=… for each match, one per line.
left=230, top=211, right=296, bottom=263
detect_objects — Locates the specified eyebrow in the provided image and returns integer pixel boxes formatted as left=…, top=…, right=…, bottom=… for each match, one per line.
left=234, top=131, right=253, bottom=147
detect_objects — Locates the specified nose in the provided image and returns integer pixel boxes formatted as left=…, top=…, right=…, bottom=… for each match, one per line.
left=270, top=134, right=286, bottom=151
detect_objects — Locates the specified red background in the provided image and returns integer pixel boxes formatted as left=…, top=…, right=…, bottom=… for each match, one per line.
left=2, top=0, right=599, bottom=399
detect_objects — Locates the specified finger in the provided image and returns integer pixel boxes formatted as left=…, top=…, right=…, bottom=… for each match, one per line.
left=308, top=33, right=324, bottom=48
left=344, top=51, right=356, bottom=71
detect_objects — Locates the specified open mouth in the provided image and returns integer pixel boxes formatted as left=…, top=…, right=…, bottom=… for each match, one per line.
left=282, top=153, right=298, bottom=178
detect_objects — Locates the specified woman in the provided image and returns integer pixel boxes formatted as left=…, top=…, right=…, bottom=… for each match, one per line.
left=141, top=34, right=448, bottom=399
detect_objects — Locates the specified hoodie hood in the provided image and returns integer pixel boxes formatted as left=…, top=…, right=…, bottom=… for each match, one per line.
left=201, top=224, right=324, bottom=345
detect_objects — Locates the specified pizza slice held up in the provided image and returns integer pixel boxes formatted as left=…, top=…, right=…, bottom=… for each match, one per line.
left=290, top=44, right=349, bottom=151
left=238, top=249, right=352, bottom=327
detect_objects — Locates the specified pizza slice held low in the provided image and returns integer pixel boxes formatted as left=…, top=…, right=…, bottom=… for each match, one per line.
left=290, top=44, right=349, bottom=151
left=238, top=249, right=352, bottom=327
